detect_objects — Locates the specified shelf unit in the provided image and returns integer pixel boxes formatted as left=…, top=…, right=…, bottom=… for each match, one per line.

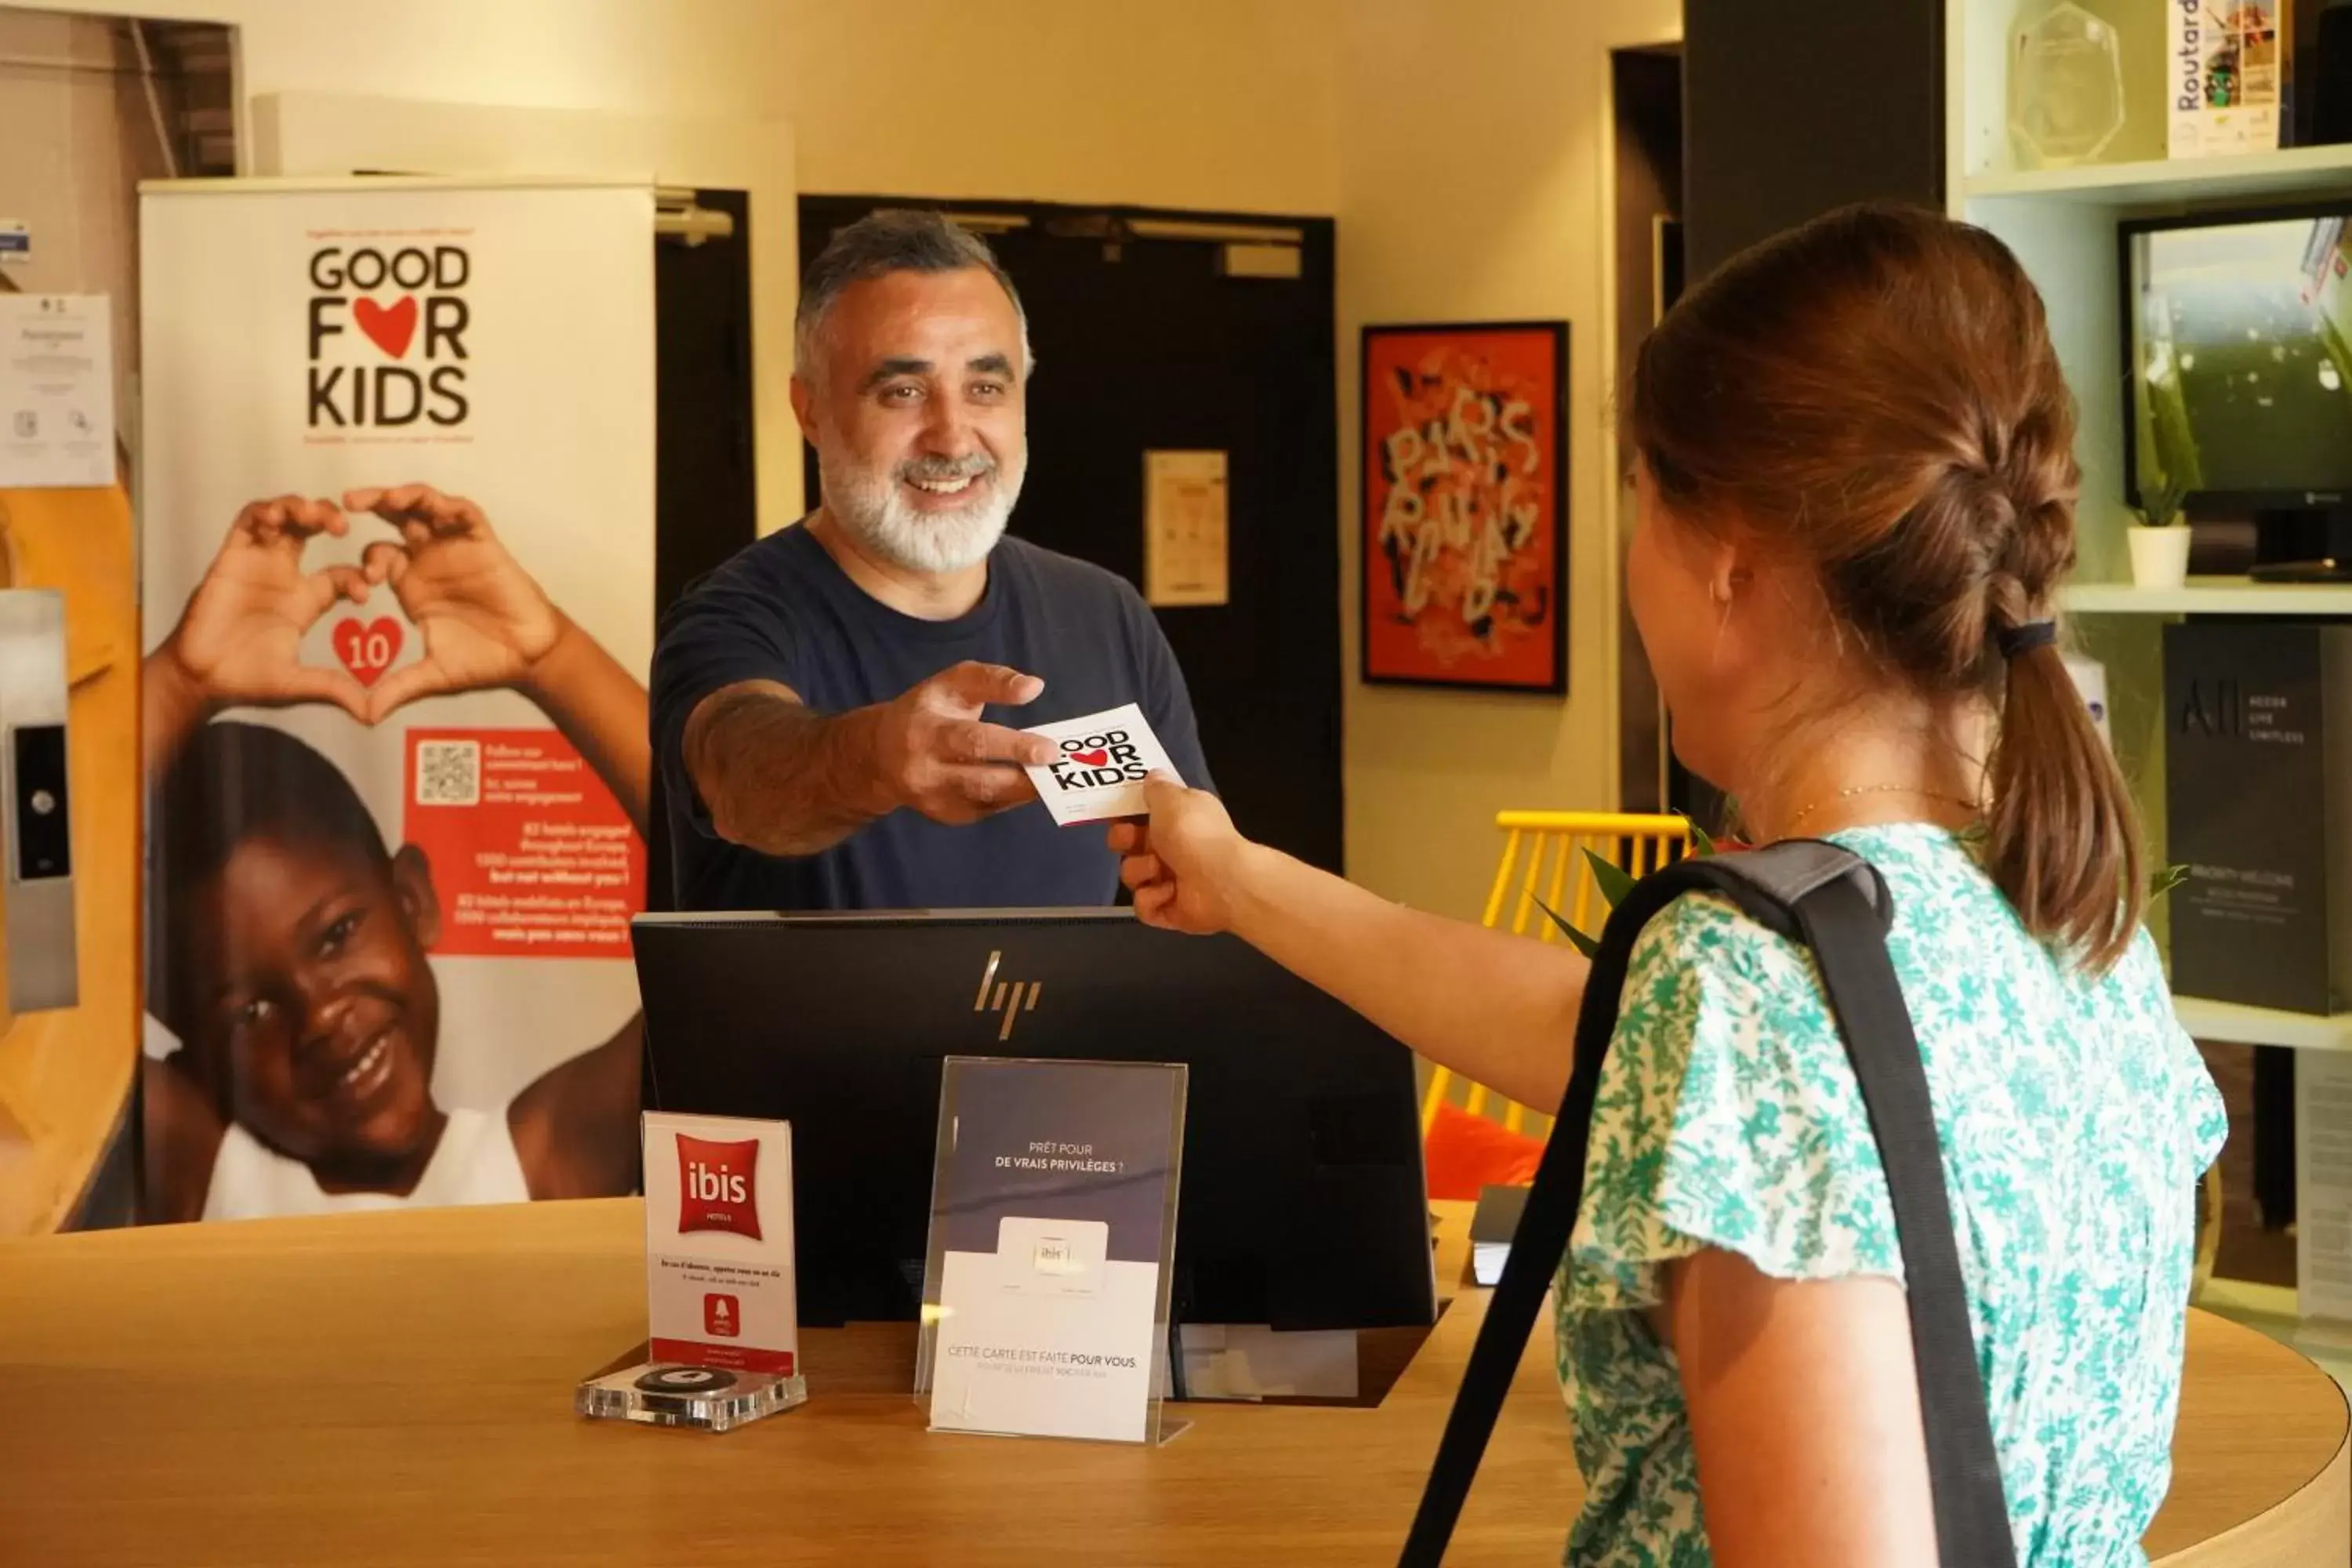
left=1965, top=143, right=2352, bottom=205
left=2173, top=995, right=2352, bottom=1053
left=1952, top=0, right=2352, bottom=1339
left=2064, top=579, right=2352, bottom=615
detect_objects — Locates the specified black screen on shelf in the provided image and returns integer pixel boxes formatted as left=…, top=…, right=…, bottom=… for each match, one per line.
left=2123, top=205, right=2352, bottom=512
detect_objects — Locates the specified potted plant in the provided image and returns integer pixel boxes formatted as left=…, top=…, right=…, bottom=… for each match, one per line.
left=2129, top=476, right=2192, bottom=591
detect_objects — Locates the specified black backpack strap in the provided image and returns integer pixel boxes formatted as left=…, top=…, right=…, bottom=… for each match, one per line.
left=1789, top=868, right=2015, bottom=1566
left=1399, top=841, right=2016, bottom=1568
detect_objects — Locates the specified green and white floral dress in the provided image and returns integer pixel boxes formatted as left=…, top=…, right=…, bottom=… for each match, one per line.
left=1557, top=822, right=2227, bottom=1567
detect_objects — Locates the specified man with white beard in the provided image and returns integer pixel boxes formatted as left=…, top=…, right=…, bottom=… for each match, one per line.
left=652, top=210, right=1212, bottom=910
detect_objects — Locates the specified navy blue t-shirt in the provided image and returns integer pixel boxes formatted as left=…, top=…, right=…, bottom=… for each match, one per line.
left=652, top=523, right=1212, bottom=912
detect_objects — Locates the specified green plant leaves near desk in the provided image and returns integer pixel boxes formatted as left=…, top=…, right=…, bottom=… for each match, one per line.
left=1528, top=818, right=2190, bottom=958
left=1529, top=817, right=1719, bottom=959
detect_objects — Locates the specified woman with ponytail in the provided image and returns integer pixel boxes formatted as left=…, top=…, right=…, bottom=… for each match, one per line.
left=1112, top=204, right=2223, bottom=1566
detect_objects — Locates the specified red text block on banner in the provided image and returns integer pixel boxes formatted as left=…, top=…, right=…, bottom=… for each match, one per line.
left=401, top=728, right=645, bottom=959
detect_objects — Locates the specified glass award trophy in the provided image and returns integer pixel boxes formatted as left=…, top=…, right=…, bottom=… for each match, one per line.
left=2009, top=0, right=2128, bottom=169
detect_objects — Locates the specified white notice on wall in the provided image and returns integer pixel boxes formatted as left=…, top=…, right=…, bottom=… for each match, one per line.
left=2298, top=1051, right=2352, bottom=1322
left=1144, top=449, right=1229, bottom=607
left=0, top=293, right=113, bottom=488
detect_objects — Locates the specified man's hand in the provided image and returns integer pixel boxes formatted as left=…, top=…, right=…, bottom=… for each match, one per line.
left=346, top=484, right=563, bottom=722
left=684, top=663, right=1056, bottom=858
left=1109, top=776, right=1255, bottom=935
left=873, top=662, right=1056, bottom=824
left=158, top=495, right=373, bottom=721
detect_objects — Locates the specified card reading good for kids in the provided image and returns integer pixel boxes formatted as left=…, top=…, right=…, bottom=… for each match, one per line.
left=1024, top=704, right=1179, bottom=826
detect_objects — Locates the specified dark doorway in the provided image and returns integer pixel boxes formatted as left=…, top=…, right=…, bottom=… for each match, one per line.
left=1610, top=45, right=1722, bottom=832
left=648, top=187, right=758, bottom=914
left=799, top=196, right=1343, bottom=874
left=635, top=187, right=760, bottom=1164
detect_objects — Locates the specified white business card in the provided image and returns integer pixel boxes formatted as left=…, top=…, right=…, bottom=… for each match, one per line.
left=1023, top=703, right=1180, bottom=826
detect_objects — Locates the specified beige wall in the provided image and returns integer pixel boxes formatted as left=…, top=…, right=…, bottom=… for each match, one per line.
left=1335, top=0, right=1680, bottom=918
left=26, top=0, right=1345, bottom=543
left=0, top=9, right=177, bottom=419
left=774, top=2, right=1340, bottom=212
left=16, top=0, right=1342, bottom=212
left=20, top=0, right=1668, bottom=915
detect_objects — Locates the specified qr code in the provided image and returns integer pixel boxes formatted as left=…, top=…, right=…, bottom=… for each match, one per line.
left=415, top=739, right=481, bottom=807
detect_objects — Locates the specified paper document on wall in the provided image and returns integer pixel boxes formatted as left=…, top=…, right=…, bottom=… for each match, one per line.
left=0, top=294, right=112, bottom=488
left=1144, top=449, right=1229, bottom=607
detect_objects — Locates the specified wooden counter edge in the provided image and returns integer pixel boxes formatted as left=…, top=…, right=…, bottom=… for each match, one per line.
left=2156, top=1426, right=2351, bottom=1567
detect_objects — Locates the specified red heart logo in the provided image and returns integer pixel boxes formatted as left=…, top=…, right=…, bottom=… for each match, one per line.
left=332, top=616, right=405, bottom=688
left=1070, top=749, right=1110, bottom=768
left=353, top=296, right=418, bottom=359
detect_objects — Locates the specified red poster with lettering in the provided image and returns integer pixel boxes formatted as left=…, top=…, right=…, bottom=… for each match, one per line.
left=1361, top=321, right=1568, bottom=693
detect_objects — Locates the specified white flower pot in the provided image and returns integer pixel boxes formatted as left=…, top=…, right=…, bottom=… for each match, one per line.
left=2128, top=525, right=2192, bottom=590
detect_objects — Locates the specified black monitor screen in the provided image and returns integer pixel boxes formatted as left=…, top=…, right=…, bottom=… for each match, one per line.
left=633, top=909, right=1439, bottom=1333
left=2124, top=207, right=2352, bottom=511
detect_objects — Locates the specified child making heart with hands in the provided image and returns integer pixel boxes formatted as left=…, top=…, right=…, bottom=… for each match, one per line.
left=142, top=484, right=649, bottom=1222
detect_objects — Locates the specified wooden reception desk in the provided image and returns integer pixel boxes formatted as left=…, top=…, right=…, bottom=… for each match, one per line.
left=0, top=1199, right=2342, bottom=1565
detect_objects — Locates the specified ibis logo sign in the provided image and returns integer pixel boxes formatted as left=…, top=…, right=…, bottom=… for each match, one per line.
left=675, top=1132, right=761, bottom=1241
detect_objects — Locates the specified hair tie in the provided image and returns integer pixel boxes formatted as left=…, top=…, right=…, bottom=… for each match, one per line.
left=1994, top=619, right=2056, bottom=660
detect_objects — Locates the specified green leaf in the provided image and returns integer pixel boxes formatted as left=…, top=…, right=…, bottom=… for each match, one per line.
left=2138, top=475, right=2187, bottom=529
left=1682, top=815, right=1717, bottom=858
left=2150, top=863, right=2190, bottom=900
left=1584, top=847, right=1640, bottom=911
left=1531, top=894, right=1602, bottom=959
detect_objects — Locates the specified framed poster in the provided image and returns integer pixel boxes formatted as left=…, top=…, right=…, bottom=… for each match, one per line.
left=1361, top=321, right=1567, bottom=693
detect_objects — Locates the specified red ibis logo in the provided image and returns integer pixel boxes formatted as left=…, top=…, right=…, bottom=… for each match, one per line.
left=676, top=1133, right=761, bottom=1241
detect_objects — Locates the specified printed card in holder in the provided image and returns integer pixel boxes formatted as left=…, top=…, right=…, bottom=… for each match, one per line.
left=1023, top=704, right=1179, bottom=826
left=575, top=1111, right=808, bottom=1432
left=918, top=1057, right=1187, bottom=1445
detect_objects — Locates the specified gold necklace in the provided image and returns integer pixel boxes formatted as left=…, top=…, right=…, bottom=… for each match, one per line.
left=1777, top=783, right=1981, bottom=839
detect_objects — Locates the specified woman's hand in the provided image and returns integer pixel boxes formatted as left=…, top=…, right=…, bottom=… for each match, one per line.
left=345, top=484, right=562, bottom=720
left=1116, top=776, right=1584, bottom=1112
left=1108, top=777, right=1259, bottom=935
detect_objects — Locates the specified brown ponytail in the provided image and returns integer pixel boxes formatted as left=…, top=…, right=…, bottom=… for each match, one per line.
left=1631, top=202, right=2146, bottom=971
left=1987, top=643, right=2144, bottom=970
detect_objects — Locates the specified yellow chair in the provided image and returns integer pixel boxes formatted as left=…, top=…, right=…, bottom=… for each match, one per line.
left=1421, top=811, right=1693, bottom=1138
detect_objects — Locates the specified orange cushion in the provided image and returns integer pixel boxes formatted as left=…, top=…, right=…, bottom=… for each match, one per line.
left=1422, top=1100, right=1544, bottom=1202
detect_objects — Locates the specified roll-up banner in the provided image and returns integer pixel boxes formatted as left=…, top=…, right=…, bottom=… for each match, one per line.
left=140, top=179, right=653, bottom=1221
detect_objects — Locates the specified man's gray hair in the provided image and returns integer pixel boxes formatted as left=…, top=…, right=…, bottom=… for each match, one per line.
left=793, top=209, right=1032, bottom=386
